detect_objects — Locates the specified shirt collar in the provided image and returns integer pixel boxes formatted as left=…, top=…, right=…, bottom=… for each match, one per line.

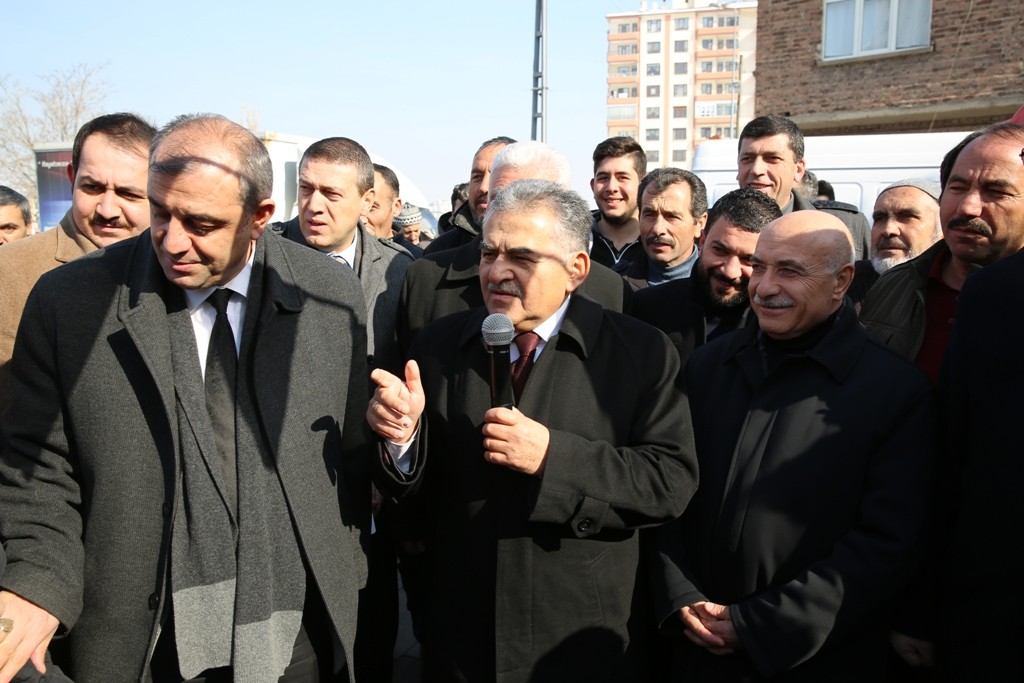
left=182, top=242, right=256, bottom=312
left=528, top=294, right=572, bottom=343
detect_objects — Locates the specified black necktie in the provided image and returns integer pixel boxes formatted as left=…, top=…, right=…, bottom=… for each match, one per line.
left=512, top=332, right=541, bottom=402
left=205, top=288, right=238, bottom=517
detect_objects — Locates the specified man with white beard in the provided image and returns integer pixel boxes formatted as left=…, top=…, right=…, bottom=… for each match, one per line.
left=847, top=180, right=941, bottom=304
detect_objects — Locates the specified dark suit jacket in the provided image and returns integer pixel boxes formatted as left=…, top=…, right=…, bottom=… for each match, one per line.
left=652, top=303, right=934, bottom=682
left=0, top=230, right=371, bottom=682
left=274, top=217, right=413, bottom=373
left=379, top=295, right=698, bottom=682
left=937, top=250, right=1024, bottom=680
left=395, top=235, right=633, bottom=359
left=630, top=276, right=752, bottom=363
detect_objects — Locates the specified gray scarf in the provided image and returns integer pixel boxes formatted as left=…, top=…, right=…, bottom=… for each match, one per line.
left=167, top=251, right=306, bottom=682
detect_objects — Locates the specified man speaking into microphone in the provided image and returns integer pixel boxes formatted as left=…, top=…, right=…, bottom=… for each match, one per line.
left=368, top=179, right=697, bottom=682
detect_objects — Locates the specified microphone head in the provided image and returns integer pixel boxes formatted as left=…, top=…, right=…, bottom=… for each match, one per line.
left=481, top=313, right=515, bottom=347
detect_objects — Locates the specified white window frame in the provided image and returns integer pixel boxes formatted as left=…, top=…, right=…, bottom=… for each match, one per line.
left=822, top=0, right=932, bottom=60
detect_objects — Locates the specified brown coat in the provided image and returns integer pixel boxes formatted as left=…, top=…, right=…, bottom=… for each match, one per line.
left=0, top=210, right=96, bottom=414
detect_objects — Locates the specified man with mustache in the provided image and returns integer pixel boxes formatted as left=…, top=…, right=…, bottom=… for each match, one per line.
left=846, top=179, right=942, bottom=305
left=651, top=210, right=935, bottom=682
left=370, top=179, right=698, bottom=681
left=630, top=188, right=781, bottom=361
left=859, top=122, right=1024, bottom=384
left=623, top=167, right=708, bottom=290
left=0, top=112, right=154, bottom=417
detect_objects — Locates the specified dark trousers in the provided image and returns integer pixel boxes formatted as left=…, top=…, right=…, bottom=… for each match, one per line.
left=354, top=526, right=399, bottom=682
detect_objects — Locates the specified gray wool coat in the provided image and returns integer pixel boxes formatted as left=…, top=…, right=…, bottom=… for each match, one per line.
left=0, top=229, right=371, bottom=682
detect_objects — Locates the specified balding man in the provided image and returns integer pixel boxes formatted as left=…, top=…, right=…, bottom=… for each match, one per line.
left=0, top=114, right=370, bottom=682
left=652, top=211, right=935, bottom=681
left=396, top=141, right=630, bottom=358
left=848, top=179, right=942, bottom=304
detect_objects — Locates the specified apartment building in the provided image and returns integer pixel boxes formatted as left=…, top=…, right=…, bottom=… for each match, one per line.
left=605, top=0, right=757, bottom=170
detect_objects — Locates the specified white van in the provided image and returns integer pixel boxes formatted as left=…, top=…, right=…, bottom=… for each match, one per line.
left=691, top=131, right=973, bottom=216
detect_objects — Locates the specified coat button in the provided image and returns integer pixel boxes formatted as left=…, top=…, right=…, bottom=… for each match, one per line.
left=577, top=518, right=592, bottom=533
left=149, top=593, right=160, bottom=610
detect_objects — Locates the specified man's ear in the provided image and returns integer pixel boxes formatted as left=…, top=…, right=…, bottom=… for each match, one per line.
left=66, top=163, right=75, bottom=186
left=249, top=199, right=276, bottom=240
left=565, top=250, right=590, bottom=293
left=833, top=262, right=855, bottom=301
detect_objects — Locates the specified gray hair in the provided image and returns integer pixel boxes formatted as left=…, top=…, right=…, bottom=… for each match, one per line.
left=0, top=185, right=31, bottom=225
left=150, top=113, right=273, bottom=214
left=638, top=167, right=708, bottom=219
left=491, top=141, right=573, bottom=188
left=485, top=179, right=591, bottom=255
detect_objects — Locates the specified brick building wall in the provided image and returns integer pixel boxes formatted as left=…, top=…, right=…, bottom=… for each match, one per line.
left=754, top=0, right=1023, bottom=133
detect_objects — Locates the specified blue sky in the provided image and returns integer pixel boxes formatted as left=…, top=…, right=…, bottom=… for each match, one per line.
left=6, top=0, right=634, bottom=208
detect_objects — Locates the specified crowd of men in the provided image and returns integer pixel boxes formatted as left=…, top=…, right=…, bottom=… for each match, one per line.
left=0, top=110, right=1020, bottom=683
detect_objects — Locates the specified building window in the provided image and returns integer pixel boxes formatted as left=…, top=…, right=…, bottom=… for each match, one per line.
left=700, top=83, right=713, bottom=94
left=717, top=60, right=737, bottom=72
left=674, top=62, right=688, bottom=75
left=647, top=19, right=662, bottom=32
left=718, top=38, right=738, bottom=49
left=647, top=150, right=660, bottom=162
left=823, top=0, right=932, bottom=59
left=675, top=17, right=690, bottom=30
left=716, top=81, right=741, bottom=94
left=610, top=86, right=638, bottom=98
left=673, top=84, right=688, bottom=97
left=701, top=39, right=714, bottom=50
left=672, top=128, right=687, bottom=140
left=615, top=43, right=638, bottom=55
left=647, top=85, right=661, bottom=97
left=646, top=64, right=661, bottom=76
left=673, top=106, right=688, bottom=118
left=700, top=127, right=712, bottom=138
left=672, top=149, right=688, bottom=163
left=613, top=64, right=638, bottom=77
left=647, top=107, right=661, bottom=119
left=700, top=61, right=713, bottom=73
left=646, top=128, right=660, bottom=141
left=718, top=16, right=739, bottom=27
left=674, top=39, right=688, bottom=52
left=648, top=41, right=661, bottom=54
left=608, top=105, right=638, bottom=121
left=702, top=16, right=715, bottom=28
left=616, top=21, right=638, bottom=33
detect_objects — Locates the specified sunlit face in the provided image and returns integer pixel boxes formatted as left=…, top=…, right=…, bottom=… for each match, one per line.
left=0, top=205, right=30, bottom=245
left=364, top=170, right=402, bottom=238
left=639, top=182, right=707, bottom=268
left=298, top=159, right=373, bottom=253
left=940, top=134, right=1024, bottom=267
left=749, top=214, right=852, bottom=340
left=479, top=208, right=588, bottom=333
left=870, top=186, right=941, bottom=271
left=149, top=136, right=273, bottom=291
left=590, top=155, right=641, bottom=224
left=737, top=133, right=805, bottom=208
left=694, top=217, right=759, bottom=309
left=70, top=133, right=150, bottom=248
left=467, top=143, right=508, bottom=225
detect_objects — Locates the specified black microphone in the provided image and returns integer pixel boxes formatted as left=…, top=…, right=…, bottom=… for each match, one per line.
left=482, top=313, right=516, bottom=409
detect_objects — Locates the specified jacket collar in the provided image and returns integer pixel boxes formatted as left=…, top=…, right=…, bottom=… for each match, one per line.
left=727, top=299, right=866, bottom=384
left=56, top=209, right=99, bottom=263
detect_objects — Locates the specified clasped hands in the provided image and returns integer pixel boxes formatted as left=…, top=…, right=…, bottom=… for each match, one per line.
left=368, top=361, right=550, bottom=476
left=679, top=600, right=741, bottom=655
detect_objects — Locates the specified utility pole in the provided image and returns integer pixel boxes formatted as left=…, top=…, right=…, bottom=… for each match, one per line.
left=531, top=0, right=547, bottom=142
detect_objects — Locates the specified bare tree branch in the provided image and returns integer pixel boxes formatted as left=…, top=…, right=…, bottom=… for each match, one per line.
left=0, top=63, right=108, bottom=219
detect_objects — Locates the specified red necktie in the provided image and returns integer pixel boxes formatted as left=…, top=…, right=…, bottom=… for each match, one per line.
left=511, top=332, right=541, bottom=402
